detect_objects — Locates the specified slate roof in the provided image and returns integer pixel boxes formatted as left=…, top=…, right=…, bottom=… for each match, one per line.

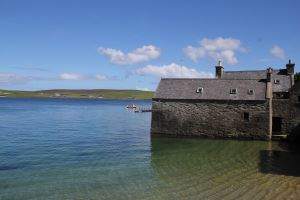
left=154, top=78, right=267, bottom=100
left=154, top=68, right=292, bottom=100
left=222, top=69, right=291, bottom=92
left=272, top=72, right=291, bottom=92
left=222, top=70, right=266, bottom=80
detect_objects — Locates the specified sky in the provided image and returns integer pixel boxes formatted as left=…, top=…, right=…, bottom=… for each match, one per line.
left=0, top=0, right=299, bottom=91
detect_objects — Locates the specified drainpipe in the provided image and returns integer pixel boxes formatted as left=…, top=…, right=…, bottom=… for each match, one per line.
left=266, top=67, right=273, bottom=140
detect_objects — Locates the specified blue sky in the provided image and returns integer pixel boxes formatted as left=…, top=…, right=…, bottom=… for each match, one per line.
left=0, top=0, right=299, bottom=91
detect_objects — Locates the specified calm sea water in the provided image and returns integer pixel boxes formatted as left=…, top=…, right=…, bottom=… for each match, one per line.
left=1, top=98, right=300, bottom=200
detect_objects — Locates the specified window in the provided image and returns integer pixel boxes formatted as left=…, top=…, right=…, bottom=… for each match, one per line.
left=274, top=79, right=280, bottom=84
left=248, top=89, right=254, bottom=95
left=244, top=112, right=250, bottom=121
left=196, top=87, right=203, bottom=94
left=298, top=96, right=300, bottom=102
left=230, top=88, right=237, bottom=94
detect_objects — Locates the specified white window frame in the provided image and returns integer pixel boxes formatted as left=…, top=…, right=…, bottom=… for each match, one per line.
left=274, top=79, right=280, bottom=84
left=248, top=89, right=254, bottom=95
left=230, top=88, right=237, bottom=94
left=196, top=87, right=203, bottom=94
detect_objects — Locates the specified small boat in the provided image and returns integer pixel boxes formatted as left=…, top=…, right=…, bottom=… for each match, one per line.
left=126, top=104, right=137, bottom=109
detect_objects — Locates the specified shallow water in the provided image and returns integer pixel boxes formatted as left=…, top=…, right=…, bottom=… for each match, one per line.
left=0, top=98, right=300, bottom=200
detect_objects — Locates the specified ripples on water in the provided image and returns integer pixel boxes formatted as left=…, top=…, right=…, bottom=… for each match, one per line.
left=0, top=98, right=300, bottom=200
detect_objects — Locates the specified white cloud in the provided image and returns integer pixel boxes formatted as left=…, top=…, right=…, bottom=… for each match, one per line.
left=270, top=45, right=285, bottom=59
left=59, top=73, right=109, bottom=81
left=136, top=63, right=213, bottom=78
left=60, top=73, right=84, bottom=80
left=183, top=46, right=206, bottom=62
left=97, top=45, right=160, bottom=65
left=0, top=73, right=30, bottom=85
left=200, top=37, right=241, bottom=51
left=183, top=37, right=244, bottom=64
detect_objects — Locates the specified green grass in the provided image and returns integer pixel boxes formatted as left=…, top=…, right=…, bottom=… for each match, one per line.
left=0, top=89, right=154, bottom=100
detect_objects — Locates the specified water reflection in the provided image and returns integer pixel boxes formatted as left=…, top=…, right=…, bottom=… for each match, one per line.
left=259, top=150, right=300, bottom=177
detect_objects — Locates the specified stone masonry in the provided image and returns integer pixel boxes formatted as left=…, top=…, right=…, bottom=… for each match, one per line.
left=151, top=60, right=300, bottom=140
left=152, top=100, right=269, bottom=140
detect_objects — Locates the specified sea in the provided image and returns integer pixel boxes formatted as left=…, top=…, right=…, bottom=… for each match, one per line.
left=0, top=98, right=300, bottom=200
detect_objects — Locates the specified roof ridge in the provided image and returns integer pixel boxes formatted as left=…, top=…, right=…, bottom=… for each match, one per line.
left=225, top=69, right=281, bottom=73
left=161, top=78, right=215, bottom=80
left=225, top=70, right=265, bottom=73
left=161, top=78, right=264, bottom=81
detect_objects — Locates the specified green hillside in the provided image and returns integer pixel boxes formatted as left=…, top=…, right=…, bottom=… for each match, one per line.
left=0, top=89, right=154, bottom=100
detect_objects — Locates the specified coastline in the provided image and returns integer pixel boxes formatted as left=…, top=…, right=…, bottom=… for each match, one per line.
left=0, top=89, right=154, bottom=100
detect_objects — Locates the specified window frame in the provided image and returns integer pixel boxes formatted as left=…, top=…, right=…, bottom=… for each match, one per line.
left=274, top=79, right=280, bottom=84
left=230, top=88, right=237, bottom=94
left=196, top=87, right=203, bottom=94
left=248, top=89, right=254, bottom=95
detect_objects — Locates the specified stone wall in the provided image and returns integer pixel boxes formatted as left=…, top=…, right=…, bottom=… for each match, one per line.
left=290, top=83, right=300, bottom=125
left=272, top=99, right=292, bottom=134
left=151, top=99, right=270, bottom=140
left=288, top=82, right=300, bottom=142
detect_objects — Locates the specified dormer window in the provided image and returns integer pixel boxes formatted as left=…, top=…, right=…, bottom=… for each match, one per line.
left=230, top=88, right=237, bottom=94
left=274, top=79, right=280, bottom=84
left=248, top=89, right=254, bottom=95
left=196, top=87, right=203, bottom=94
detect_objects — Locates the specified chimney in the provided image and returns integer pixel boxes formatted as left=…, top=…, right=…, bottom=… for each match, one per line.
left=286, top=59, right=295, bottom=75
left=215, top=60, right=224, bottom=78
left=266, top=67, right=272, bottom=82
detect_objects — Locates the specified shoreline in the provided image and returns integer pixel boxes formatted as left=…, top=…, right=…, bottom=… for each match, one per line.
left=0, top=89, right=153, bottom=100
left=0, top=96, right=152, bottom=100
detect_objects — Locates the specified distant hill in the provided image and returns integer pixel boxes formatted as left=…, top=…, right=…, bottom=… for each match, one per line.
left=0, top=89, right=154, bottom=100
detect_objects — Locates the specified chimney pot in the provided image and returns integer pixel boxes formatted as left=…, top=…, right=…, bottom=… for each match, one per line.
left=267, top=67, right=273, bottom=82
left=215, top=60, right=224, bottom=79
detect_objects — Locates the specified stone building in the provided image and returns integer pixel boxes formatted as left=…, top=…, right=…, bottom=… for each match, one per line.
left=151, top=60, right=300, bottom=140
